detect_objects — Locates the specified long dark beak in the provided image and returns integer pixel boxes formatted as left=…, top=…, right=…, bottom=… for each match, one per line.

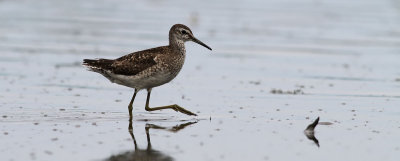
left=191, top=36, right=212, bottom=51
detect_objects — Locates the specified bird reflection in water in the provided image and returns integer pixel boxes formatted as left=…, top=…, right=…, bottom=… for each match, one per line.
left=304, top=117, right=320, bottom=147
left=106, top=121, right=198, bottom=161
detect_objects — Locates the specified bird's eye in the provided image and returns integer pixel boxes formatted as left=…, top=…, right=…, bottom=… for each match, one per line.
left=181, top=30, right=187, bottom=34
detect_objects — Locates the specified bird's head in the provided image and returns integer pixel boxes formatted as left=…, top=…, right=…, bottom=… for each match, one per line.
left=170, top=24, right=212, bottom=51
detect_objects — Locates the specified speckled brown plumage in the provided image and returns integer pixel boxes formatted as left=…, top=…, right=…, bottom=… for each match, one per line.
left=83, top=47, right=162, bottom=76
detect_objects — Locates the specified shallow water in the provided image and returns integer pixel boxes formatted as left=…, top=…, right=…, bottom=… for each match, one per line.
left=1, top=0, right=400, bottom=161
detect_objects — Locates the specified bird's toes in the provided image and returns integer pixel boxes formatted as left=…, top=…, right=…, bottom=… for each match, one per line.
left=172, top=106, right=179, bottom=112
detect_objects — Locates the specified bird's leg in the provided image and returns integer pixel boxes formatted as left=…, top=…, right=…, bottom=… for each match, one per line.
left=128, top=89, right=138, bottom=121
left=144, top=88, right=197, bottom=116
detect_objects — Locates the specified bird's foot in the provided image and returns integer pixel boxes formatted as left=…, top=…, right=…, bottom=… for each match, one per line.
left=145, top=104, right=197, bottom=116
left=170, top=104, right=197, bottom=116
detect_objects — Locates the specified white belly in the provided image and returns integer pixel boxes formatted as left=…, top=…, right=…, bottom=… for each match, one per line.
left=106, top=70, right=177, bottom=90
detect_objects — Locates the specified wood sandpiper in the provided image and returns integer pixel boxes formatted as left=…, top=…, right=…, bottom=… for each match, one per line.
left=83, top=24, right=212, bottom=119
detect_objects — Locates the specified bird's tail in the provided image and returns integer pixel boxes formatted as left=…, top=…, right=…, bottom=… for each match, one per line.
left=82, top=59, right=113, bottom=70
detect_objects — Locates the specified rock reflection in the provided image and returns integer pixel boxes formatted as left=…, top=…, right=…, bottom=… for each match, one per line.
left=106, top=121, right=198, bottom=161
left=304, top=117, right=320, bottom=147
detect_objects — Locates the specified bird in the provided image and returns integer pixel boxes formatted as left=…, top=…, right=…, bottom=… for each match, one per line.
left=83, top=24, right=212, bottom=119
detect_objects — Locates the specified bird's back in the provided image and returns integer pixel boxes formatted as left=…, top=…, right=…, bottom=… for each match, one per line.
left=83, top=46, right=171, bottom=76
left=83, top=45, right=185, bottom=89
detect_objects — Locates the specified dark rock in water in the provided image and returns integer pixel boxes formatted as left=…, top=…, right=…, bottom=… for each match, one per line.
left=304, top=117, right=320, bottom=147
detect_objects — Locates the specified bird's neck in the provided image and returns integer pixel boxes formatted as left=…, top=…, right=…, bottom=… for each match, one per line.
left=169, top=37, right=186, bottom=55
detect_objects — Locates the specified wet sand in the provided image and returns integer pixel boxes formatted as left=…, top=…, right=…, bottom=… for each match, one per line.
left=1, top=0, right=400, bottom=161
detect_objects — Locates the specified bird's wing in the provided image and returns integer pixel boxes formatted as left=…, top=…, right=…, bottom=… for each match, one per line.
left=110, top=46, right=168, bottom=76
